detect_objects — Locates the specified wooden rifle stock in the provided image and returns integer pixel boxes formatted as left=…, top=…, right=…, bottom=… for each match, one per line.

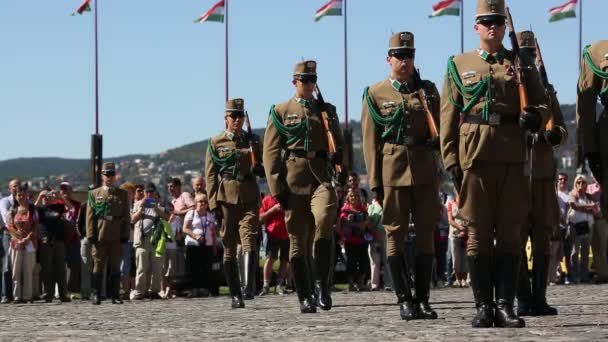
left=506, top=7, right=529, bottom=112
left=418, top=89, right=439, bottom=139
left=244, top=111, right=257, bottom=165
left=535, top=38, right=554, bottom=131
left=315, top=85, right=342, bottom=174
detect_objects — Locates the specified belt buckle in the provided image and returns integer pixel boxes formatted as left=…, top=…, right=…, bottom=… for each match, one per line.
left=402, top=136, right=413, bottom=145
left=105, top=215, right=113, bottom=221
left=488, top=113, right=501, bottom=126
left=306, top=151, right=316, bottom=159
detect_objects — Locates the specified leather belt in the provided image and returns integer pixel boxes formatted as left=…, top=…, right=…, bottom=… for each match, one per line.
left=288, top=150, right=328, bottom=159
left=386, top=136, right=427, bottom=146
left=463, top=113, right=519, bottom=126
left=222, top=174, right=252, bottom=182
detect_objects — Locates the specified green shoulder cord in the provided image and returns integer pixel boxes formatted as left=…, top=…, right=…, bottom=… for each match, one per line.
left=88, top=192, right=108, bottom=218
left=269, top=105, right=309, bottom=152
left=446, top=56, right=492, bottom=122
left=582, top=45, right=608, bottom=96
left=207, top=143, right=238, bottom=177
left=363, top=87, right=405, bottom=143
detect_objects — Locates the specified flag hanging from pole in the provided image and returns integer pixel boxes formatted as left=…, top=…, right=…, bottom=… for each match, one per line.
left=549, top=0, right=577, bottom=22
left=314, top=0, right=342, bottom=22
left=71, top=0, right=91, bottom=16
left=429, top=0, right=461, bottom=18
left=194, top=0, right=225, bottom=23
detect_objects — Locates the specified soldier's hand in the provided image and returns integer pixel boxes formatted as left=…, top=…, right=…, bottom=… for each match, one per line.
left=586, top=152, right=603, bottom=181
left=274, top=192, right=290, bottom=210
left=447, top=165, right=464, bottom=194
left=329, top=149, right=343, bottom=166
left=426, top=137, right=440, bottom=150
left=519, top=106, right=542, bottom=133
left=371, top=187, right=384, bottom=204
left=543, top=127, right=563, bottom=147
left=87, top=235, right=98, bottom=244
left=250, top=163, right=266, bottom=178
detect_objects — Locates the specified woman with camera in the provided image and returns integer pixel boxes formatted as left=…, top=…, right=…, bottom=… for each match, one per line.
left=337, top=189, right=371, bottom=292
left=182, top=193, right=217, bottom=298
left=567, top=175, right=599, bottom=283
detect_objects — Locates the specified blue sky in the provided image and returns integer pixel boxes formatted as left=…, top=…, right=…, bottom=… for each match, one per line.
left=0, top=0, right=604, bottom=161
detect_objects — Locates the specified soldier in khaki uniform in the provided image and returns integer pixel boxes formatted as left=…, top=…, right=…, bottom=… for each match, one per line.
left=440, top=0, right=549, bottom=328
left=86, top=162, right=130, bottom=305
left=361, top=32, right=440, bottom=321
left=205, top=98, right=264, bottom=308
left=263, top=60, right=344, bottom=313
left=515, top=31, right=566, bottom=317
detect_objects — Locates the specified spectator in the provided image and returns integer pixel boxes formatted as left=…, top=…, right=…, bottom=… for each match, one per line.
left=182, top=193, right=217, bottom=298
left=0, top=178, right=20, bottom=303
left=587, top=177, right=608, bottom=283
left=131, top=182, right=168, bottom=300
left=191, top=176, right=206, bottom=197
left=259, top=193, right=289, bottom=296
left=34, top=188, right=73, bottom=302
left=168, top=178, right=195, bottom=218
left=556, top=173, right=572, bottom=284
left=434, top=194, right=449, bottom=288
left=347, top=171, right=368, bottom=204
left=447, top=193, right=468, bottom=287
left=78, top=193, right=92, bottom=300
left=6, top=183, right=37, bottom=304
left=59, top=182, right=82, bottom=299
left=119, top=182, right=137, bottom=299
left=367, top=188, right=391, bottom=291
left=160, top=202, right=182, bottom=299
left=567, top=175, right=597, bottom=284
left=338, top=189, right=370, bottom=291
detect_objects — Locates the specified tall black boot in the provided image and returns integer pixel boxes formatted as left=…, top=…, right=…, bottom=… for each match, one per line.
left=468, top=255, right=494, bottom=328
left=531, top=254, right=558, bottom=316
left=291, top=256, right=316, bottom=313
left=242, top=252, right=257, bottom=300
left=516, top=251, right=533, bottom=316
left=387, top=255, right=417, bottom=320
left=91, top=272, right=102, bottom=305
left=313, top=239, right=333, bottom=311
left=494, top=255, right=526, bottom=328
left=415, top=254, right=438, bottom=319
left=224, top=260, right=245, bottom=308
left=111, top=273, right=123, bottom=304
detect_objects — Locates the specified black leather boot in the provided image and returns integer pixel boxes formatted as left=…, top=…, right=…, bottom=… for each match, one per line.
left=531, top=254, right=558, bottom=316
left=291, top=256, right=317, bottom=313
left=468, top=256, right=494, bottom=328
left=415, top=254, right=438, bottom=319
left=314, top=239, right=333, bottom=311
left=111, top=273, right=123, bottom=304
left=91, top=273, right=102, bottom=305
left=516, top=251, right=532, bottom=316
left=242, top=252, right=257, bottom=300
left=494, top=255, right=526, bottom=328
left=387, top=255, right=417, bottom=321
left=224, top=260, right=245, bottom=309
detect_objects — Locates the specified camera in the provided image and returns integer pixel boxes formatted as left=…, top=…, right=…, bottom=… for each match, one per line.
left=144, top=198, right=156, bottom=208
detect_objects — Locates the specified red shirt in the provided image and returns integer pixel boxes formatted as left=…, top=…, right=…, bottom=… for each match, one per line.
left=339, top=203, right=368, bottom=245
left=259, top=195, right=288, bottom=240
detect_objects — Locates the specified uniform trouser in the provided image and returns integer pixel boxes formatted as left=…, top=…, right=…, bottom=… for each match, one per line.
left=39, top=240, right=67, bottom=298
left=10, top=248, right=35, bottom=301
left=523, top=179, right=558, bottom=257
left=547, top=239, right=563, bottom=283
left=592, top=219, right=608, bottom=280
left=80, top=238, right=93, bottom=297
left=134, top=239, right=161, bottom=295
left=459, top=162, right=528, bottom=256
left=92, top=241, right=121, bottom=275
left=382, top=185, right=437, bottom=257
left=285, top=183, right=337, bottom=259
left=368, top=239, right=391, bottom=288
left=221, top=203, right=259, bottom=262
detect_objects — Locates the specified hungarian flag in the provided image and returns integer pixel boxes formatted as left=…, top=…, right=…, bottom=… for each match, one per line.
left=430, top=0, right=461, bottom=18
left=194, top=0, right=225, bottom=23
left=71, top=0, right=91, bottom=16
left=314, top=0, right=342, bottom=22
left=549, top=0, right=577, bottom=22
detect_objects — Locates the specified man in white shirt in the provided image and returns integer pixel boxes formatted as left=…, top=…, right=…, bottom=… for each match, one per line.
left=0, top=178, right=20, bottom=303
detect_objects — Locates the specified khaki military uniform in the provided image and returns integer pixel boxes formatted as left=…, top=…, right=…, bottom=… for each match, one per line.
left=440, top=47, right=548, bottom=256
left=205, top=130, right=262, bottom=261
left=362, top=78, right=440, bottom=256
left=86, top=186, right=130, bottom=274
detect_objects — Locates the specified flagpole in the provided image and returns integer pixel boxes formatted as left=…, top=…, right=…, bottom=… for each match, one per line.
left=94, top=0, right=99, bottom=135
left=460, top=0, right=464, bottom=53
left=91, top=0, right=102, bottom=187
left=578, top=0, right=582, bottom=69
left=343, top=0, right=348, bottom=129
left=225, top=0, right=229, bottom=102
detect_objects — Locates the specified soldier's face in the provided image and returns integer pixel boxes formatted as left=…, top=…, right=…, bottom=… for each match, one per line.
left=474, top=16, right=506, bottom=44
left=293, top=77, right=316, bottom=99
left=101, top=173, right=116, bottom=187
left=225, top=112, right=244, bottom=134
left=387, top=51, right=415, bottom=76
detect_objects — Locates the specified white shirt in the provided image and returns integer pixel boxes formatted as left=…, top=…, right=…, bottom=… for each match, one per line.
left=0, top=194, right=14, bottom=228
left=166, top=216, right=182, bottom=250
left=184, top=210, right=214, bottom=247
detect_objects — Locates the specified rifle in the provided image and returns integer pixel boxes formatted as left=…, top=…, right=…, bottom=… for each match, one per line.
left=506, top=7, right=529, bottom=113
left=535, top=37, right=554, bottom=131
left=314, top=84, right=342, bottom=175
left=414, top=69, right=439, bottom=140
left=244, top=111, right=258, bottom=166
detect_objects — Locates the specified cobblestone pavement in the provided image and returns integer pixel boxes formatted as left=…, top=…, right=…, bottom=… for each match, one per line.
left=0, top=284, right=607, bottom=341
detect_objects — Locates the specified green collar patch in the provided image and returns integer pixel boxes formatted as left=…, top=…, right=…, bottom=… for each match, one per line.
left=295, top=97, right=312, bottom=108
left=477, top=47, right=505, bottom=63
left=224, top=130, right=235, bottom=141
left=390, top=79, right=410, bottom=93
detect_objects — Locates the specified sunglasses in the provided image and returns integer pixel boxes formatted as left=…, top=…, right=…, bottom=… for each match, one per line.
left=576, top=181, right=587, bottom=184
left=296, top=76, right=318, bottom=84
left=477, top=16, right=506, bottom=27
left=226, top=112, right=245, bottom=119
left=390, top=50, right=415, bottom=60
left=102, top=172, right=116, bottom=177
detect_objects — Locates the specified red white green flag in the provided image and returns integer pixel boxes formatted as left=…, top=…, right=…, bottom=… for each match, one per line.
left=549, top=0, right=577, bottom=22
left=315, top=0, right=342, bottom=22
left=430, top=0, right=461, bottom=18
left=194, top=0, right=225, bottom=24
left=71, top=0, right=91, bottom=16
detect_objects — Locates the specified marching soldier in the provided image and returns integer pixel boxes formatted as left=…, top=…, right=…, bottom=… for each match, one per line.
left=578, top=40, right=608, bottom=218
left=205, top=98, right=264, bottom=308
left=515, top=31, right=566, bottom=317
left=361, top=32, right=440, bottom=321
left=263, top=60, right=344, bottom=313
left=440, top=0, right=549, bottom=328
left=86, top=162, right=130, bottom=305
